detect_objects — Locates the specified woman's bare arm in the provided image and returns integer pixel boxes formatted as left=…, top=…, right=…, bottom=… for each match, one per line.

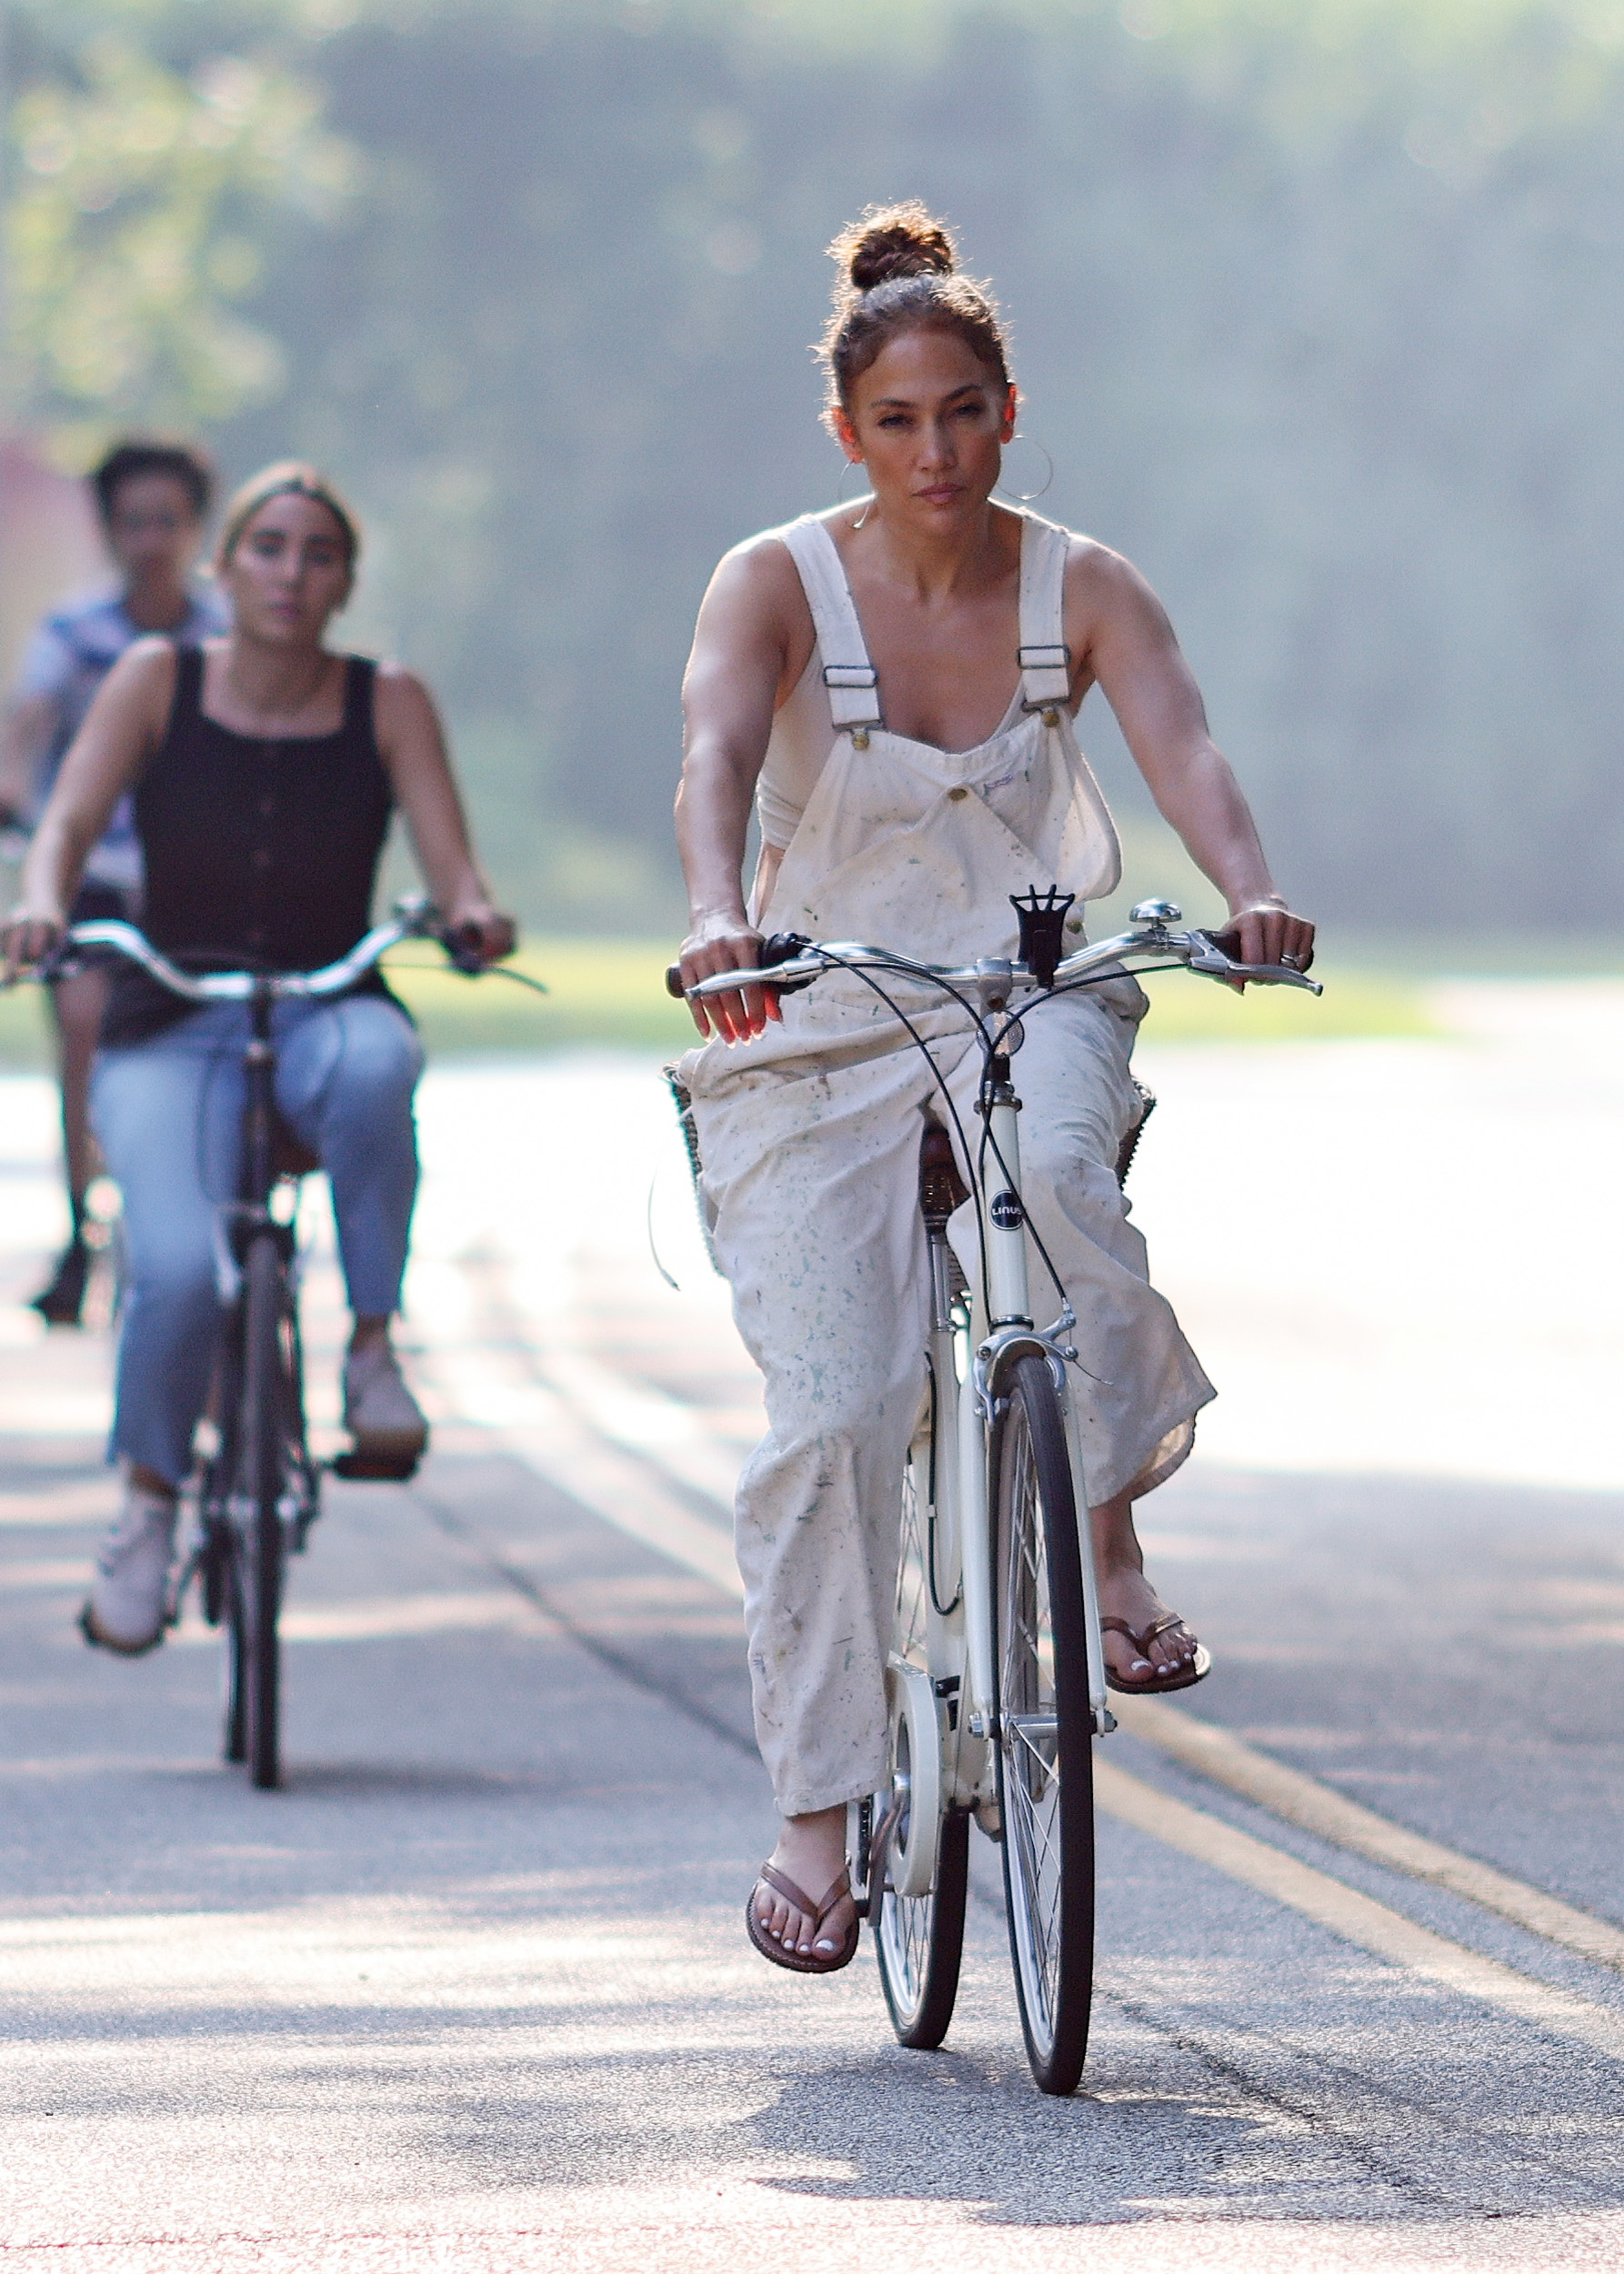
left=372, top=666, right=514, bottom=964
left=3, top=642, right=175, bottom=971
left=675, top=538, right=807, bottom=1042
left=0, top=693, right=56, bottom=824
left=1068, top=545, right=1315, bottom=972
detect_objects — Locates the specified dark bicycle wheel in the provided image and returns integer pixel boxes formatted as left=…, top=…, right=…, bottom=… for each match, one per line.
left=873, top=1407, right=967, bottom=2049
left=990, top=1351, right=1095, bottom=2096
left=202, top=1351, right=249, bottom=1763
left=233, top=1232, right=287, bottom=1790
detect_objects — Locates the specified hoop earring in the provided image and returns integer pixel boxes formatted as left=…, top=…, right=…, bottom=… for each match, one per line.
left=836, top=455, right=875, bottom=529
left=996, top=433, right=1054, bottom=504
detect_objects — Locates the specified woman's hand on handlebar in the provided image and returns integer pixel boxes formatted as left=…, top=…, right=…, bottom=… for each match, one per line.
left=2, top=903, right=64, bottom=982
left=677, top=912, right=778, bottom=1044
left=442, top=898, right=516, bottom=970
left=1212, top=897, right=1316, bottom=985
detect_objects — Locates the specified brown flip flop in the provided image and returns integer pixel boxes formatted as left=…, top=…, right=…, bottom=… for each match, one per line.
left=1102, top=1611, right=1213, bottom=1696
left=745, top=1861, right=859, bottom=1975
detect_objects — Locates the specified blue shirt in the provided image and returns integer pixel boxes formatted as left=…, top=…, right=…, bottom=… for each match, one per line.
left=17, top=585, right=231, bottom=887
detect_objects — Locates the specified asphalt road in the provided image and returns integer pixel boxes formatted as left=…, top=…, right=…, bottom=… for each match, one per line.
left=2, top=982, right=1622, bottom=2272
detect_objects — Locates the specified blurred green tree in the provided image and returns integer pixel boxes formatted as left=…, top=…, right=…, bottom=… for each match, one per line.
left=4, top=0, right=1621, bottom=935
left=4, top=12, right=355, bottom=447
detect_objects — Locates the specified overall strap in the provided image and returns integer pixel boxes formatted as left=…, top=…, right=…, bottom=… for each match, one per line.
left=169, top=641, right=206, bottom=725
left=1017, top=514, right=1073, bottom=719
left=779, top=517, right=884, bottom=744
left=341, top=654, right=378, bottom=744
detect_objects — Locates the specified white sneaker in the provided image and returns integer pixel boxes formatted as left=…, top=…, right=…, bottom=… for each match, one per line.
left=81, top=1485, right=177, bottom=1655
left=342, top=1341, right=428, bottom=1467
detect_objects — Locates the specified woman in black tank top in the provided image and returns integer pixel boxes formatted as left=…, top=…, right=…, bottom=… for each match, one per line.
left=5, top=462, right=514, bottom=1654
left=104, top=644, right=396, bottom=1046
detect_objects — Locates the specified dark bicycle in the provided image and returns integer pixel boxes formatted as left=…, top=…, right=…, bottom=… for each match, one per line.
left=42, top=897, right=523, bottom=1789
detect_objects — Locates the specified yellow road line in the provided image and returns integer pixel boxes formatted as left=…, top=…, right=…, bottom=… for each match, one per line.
left=1095, top=1758, right=1624, bottom=2059
left=1112, top=1692, right=1624, bottom=1976
left=423, top=1332, right=1624, bottom=2023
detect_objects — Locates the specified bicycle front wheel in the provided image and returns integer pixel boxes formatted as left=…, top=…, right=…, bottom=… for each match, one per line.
left=991, top=1352, right=1095, bottom=2095
left=873, top=1406, right=967, bottom=2049
left=233, top=1233, right=287, bottom=1791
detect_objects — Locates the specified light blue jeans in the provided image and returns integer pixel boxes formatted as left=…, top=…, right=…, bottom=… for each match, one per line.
left=91, top=994, right=425, bottom=1488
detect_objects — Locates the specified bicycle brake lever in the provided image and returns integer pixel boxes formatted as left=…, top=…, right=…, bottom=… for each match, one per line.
left=441, top=932, right=487, bottom=977
left=1186, top=932, right=1324, bottom=994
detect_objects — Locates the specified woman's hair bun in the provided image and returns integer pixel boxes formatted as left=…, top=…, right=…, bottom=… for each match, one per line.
left=835, top=201, right=957, bottom=294
left=818, top=200, right=1009, bottom=424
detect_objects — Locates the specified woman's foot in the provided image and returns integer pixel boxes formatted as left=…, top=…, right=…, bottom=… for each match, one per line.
left=31, top=1237, right=91, bottom=1327
left=342, top=1321, right=427, bottom=1468
left=1091, top=1490, right=1205, bottom=1688
left=80, top=1475, right=178, bottom=1654
left=750, top=1805, right=858, bottom=1965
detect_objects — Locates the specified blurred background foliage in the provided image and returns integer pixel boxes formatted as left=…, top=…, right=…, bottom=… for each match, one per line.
left=5, top=0, right=1621, bottom=942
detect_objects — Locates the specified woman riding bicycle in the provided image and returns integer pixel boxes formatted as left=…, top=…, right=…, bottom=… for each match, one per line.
left=674, top=205, right=1315, bottom=1972
left=3, top=461, right=514, bottom=1657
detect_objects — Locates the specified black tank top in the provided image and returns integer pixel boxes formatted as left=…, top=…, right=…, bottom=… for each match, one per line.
left=103, top=645, right=396, bottom=1046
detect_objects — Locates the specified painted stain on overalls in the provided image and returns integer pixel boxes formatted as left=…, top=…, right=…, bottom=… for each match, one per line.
left=682, top=511, right=1214, bottom=1816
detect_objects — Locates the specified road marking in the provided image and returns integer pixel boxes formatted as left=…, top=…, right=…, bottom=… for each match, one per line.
left=0, top=1478, right=118, bottom=1528
left=1095, top=1758, right=1624, bottom=2060
left=420, top=1346, right=745, bottom=1601
left=0, top=1387, right=112, bottom=1432
left=420, top=1332, right=1624, bottom=2032
left=1113, top=1692, right=1624, bottom=1977
left=535, top=1345, right=747, bottom=1513
left=167, top=1589, right=536, bottom=1647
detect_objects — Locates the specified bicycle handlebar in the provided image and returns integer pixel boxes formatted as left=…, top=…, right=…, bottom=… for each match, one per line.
left=665, top=907, right=1323, bottom=1006
left=34, top=894, right=461, bottom=1002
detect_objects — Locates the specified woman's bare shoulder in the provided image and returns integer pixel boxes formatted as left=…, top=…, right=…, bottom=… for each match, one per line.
left=112, top=633, right=181, bottom=678
left=100, top=636, right=180, bottom=720
left=713, top=520, right=812, bottom=593
left=371, top=656, right=433, bottom=704
left=698, top=522, right=815, bottom=645
left=368, top=658, right=445, bottom=753
left=1062, top=532, right=1171, bottom=639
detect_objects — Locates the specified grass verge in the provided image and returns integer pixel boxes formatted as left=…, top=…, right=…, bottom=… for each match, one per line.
left=379, top=944, right=1439, bottom=1051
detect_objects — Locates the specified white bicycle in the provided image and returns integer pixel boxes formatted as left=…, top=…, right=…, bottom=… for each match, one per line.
left=676, top=892, right=1320, bottom=2095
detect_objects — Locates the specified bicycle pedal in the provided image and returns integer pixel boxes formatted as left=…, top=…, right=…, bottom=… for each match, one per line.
left=329, top=1448, right=422, bottom=1483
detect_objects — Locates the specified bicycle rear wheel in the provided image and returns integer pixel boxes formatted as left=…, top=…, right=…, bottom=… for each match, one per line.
left=873, top=1405, right=967, bottom=2049
left=223, top=1577, right=248, bottom=1764
left=990, top=1352, right=1094, bottom=2095
left=233, top=1233, right=287, bottom=1790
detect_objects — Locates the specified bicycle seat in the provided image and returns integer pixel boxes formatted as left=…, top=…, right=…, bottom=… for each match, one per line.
left=271, top=1112, right=321, bottom=1180
left=919, top=1124, right=969, bottom=1227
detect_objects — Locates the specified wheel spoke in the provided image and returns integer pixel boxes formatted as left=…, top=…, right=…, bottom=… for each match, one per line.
left=875, top=1417, right=967, bottom=2051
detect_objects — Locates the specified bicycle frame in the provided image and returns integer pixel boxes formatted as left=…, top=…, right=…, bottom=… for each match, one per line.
left=917, top=1011, right=1109, bottom=1873
left=20, top=897, right=525, bottom=1783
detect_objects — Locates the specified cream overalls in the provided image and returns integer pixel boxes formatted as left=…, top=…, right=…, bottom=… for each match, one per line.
left=682, top=509, right=1214, bottom=1817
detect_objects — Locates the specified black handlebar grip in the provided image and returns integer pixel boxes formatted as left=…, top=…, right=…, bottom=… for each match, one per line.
left=666, top=934, right=814, bottom=1003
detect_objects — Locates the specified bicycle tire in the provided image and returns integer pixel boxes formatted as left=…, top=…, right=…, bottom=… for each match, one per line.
left=236, top=1232, right=286, bottom=1790
left=874, top=1416, right=967, bottom=2049
left=206, top=1340, right=249, bottom=1762
left=990, top=1351, right=1094, bottom=2095
left=223, top=1576, right=248, bottom=1763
